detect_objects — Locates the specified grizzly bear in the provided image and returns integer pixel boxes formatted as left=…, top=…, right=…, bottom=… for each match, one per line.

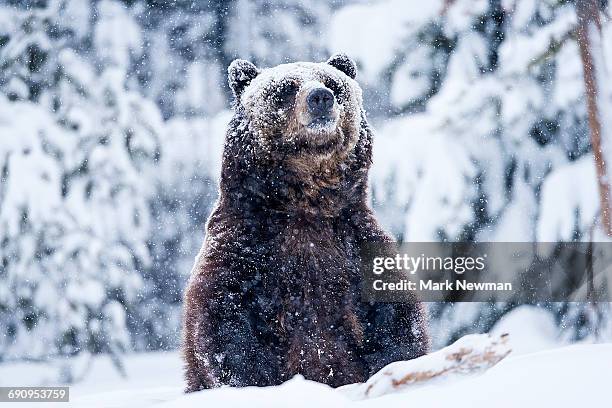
left=182, top=54, right=429, bottom=392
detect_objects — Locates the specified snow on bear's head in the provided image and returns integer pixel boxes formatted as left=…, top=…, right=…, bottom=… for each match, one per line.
left=227, top=54, right=364, bottom=158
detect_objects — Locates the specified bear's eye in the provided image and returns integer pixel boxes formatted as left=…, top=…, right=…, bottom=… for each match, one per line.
left=275, top=81, right=299, bottom=108
left=324, top=78, right=345, bottom=102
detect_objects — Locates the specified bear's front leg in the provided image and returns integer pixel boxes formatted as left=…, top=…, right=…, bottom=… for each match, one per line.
left=182, top=271, right=281, bottom=391
left=360, top=301, right=430, bottom=376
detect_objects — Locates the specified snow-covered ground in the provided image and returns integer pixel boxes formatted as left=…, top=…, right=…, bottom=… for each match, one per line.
left=0, top=306, right=608, bottom=407
left=151, top=344, right=609, bottom=408
left=0, top=352, right=184, bottom=407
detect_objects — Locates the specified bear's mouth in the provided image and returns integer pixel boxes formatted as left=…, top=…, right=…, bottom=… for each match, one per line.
left=307, top=116, right=337, bottom=132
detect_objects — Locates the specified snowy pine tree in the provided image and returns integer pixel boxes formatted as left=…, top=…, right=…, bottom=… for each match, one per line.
left=329, top=0, right=611, bottom=345
left=0, top=0, right=162, bottom=363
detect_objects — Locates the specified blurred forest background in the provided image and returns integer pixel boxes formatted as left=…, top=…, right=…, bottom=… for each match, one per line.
left=1, top=0, right=612, bottom=377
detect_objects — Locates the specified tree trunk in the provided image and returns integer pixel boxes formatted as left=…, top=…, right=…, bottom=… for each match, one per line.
left=576, top=0, right=612, bottom=236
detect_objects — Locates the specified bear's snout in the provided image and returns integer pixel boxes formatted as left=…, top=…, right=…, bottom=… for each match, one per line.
left=307, top=88, right=334, bottom=117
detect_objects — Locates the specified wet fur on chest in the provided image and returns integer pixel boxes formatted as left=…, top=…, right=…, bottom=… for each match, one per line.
left=282, top=155, right=352, bottom=217
left=246, top=135, right=360, bottom=220
left=270, top=218, right=359, bottom=308
left=262, top=219, right=365, bottom=380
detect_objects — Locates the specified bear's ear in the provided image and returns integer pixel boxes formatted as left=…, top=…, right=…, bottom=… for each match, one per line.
left=327, top=53, right=357, bottom=79
left=228, top=59, right=259, bottom=99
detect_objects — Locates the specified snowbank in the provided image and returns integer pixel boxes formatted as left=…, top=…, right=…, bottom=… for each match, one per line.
left=65, top=344, right=611, bottom=407
left=491, top=305, right=560, bottom=356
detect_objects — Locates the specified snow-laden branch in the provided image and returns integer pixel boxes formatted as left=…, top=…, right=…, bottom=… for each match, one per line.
left=340, top=333, right=511, bottom=400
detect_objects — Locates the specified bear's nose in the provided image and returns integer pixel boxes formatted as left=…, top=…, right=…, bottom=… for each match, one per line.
left=307, top=88, right=334, bottom=116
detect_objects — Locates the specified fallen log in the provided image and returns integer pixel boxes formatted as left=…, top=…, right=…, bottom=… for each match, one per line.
left=339, top=333, right=511, bottom=400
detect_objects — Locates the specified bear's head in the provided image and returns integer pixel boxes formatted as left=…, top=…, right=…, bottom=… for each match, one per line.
left=227, top=54, right=363, bottom=159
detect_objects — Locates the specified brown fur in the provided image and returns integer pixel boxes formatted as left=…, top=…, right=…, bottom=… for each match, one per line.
left=182, top=57, right=429, bottom=392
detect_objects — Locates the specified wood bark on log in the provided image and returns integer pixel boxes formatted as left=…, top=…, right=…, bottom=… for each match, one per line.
left=339, top=333, right=511, bottom=400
